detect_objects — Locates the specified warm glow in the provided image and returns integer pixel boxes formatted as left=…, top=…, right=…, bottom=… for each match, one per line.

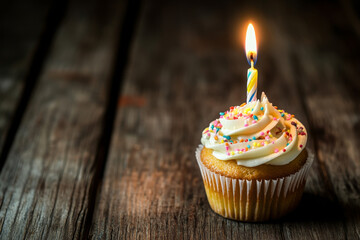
left=245, top=23, right=257, bottom=65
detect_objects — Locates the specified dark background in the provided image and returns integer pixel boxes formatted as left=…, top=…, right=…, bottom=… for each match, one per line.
left=0, top=0, right=359, bottom=239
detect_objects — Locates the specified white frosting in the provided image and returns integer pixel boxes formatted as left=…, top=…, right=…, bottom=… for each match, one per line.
left=201, top=93, right=307, bottom=167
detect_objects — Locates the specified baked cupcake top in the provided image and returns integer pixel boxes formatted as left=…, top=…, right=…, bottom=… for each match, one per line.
left=201, top=93, right=307, bottom=167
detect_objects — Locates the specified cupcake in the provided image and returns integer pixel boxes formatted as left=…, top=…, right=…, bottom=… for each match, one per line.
left=196, top=92, right=313, bottom=221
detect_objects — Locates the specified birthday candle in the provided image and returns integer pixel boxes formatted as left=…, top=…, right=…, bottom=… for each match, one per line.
left=245, top=23, right=258, bottom=103
left=247, top=63, right=258, bottom=103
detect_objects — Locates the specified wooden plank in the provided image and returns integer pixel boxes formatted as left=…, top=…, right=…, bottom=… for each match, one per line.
left=0, top=0, right=127, bottom=238
left=0, top=0, right=51, bottom=157
left=284, top=3, right=360, bottom=239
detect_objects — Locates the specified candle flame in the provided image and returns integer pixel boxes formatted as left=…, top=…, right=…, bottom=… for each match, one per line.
left=245, top=23, right=257, bottom=65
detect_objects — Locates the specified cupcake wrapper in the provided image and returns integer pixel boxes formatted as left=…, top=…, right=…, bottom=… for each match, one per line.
left=195, top=145, right=314, bottom=221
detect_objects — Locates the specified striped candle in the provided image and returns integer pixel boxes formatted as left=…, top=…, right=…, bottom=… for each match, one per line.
left=245, top=23, right=258, bottom=103
left=247, top=63, right=258, bottom=103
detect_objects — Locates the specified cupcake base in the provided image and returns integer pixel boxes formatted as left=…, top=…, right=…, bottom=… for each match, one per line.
left=196, top=145, right=313, bottom=222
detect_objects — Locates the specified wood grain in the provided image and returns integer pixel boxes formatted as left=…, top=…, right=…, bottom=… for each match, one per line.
left=0, top=0, right=126, bottom=238
left=0, top=0, right=51, bottom=155
left=89, top=0, right=360, bottom=239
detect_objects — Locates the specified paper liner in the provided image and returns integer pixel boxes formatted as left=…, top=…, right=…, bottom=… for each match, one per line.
left=195, top=145, right=314, bottom=222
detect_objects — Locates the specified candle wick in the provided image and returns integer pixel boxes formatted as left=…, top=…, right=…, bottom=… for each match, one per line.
left=249, top=52, right=254, bottom=68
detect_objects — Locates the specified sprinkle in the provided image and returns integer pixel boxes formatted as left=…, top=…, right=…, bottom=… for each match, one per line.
left=240, top=139, right=244, bottom=143
left=221, top=140, right=224, bottom=143
left=274, top=148, right=279, bottom=153
left=236, top=149, right=240, bottom=151
left=214, top=136, right=218, bottom=140
left=248, top=139, right=252, bottom=142
left=283, top=149, right=286, bottom=152
left=203, top=129, right=209, bottom=134
left=272, top=141, right=275, bottom=144
left=225, top=142, right=229, bottom=146
left=227, top=152, right=230, bottom=156
left=252, top=136, right=256, bottom=140
left=250, top=114, right=253, bottom=117
left=247, top=145, right=251, bottom=149
left=261, top=142, right=265, bottom=146
left=226, top=146, right=229, bottom=151
left=219, top=112, right=225, bottom=116
left=260, top=107, right=264, bottom=111
left=273, top=117, right=277, bottom=121
left=230, top=107, right=234, bottom=110
left=300, top=144, right=303, bottom=148
left=253, top=115, right=258, bottom=120
left=253, top=143, right=257, bottom=147
left=265, top=136, right=270, bottom=140
left=252, top=120, right=257, bottom=124
left=245, top=139, right=248, bottom=142
left=274, top=106, right=278, bottom=109
left=244, top=124, right=249, bottom=127
left=281, top=113, right=285, bottom=117
left=240, top=103, right=246, bottom=107
left=260, top=132, right=265, bottom=136
left=207, top=133, right=210, bottom=137
left=239, top=113, right=243, bottom=117
left=286, top=143, right=289, bottom=146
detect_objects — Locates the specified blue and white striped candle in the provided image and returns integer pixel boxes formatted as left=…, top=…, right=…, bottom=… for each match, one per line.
left=245, top=23, right=258, bottom=103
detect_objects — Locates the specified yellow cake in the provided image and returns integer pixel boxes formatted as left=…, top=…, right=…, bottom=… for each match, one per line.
left=196, top=93, right=313, bottom=221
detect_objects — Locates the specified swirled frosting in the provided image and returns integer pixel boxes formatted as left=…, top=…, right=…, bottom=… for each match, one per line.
left=201, top=93, right=307, bottom=167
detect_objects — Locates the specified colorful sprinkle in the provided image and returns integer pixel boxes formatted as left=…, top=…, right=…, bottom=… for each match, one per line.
left=274, top=148, right=279, bottom=153
left=283, top=149, right=286, bottom=152
left=281, top=113, right=285, bottom=117
left=247, top=145, right=251, bottom=149
left=252, top=136, right=256, bottom=140
left=253, top=115, right=258, bottom=120
left=260, top=107, right=264, bottom=111
left=300, top=144, right=303, bottom=148
left=219, top=112, right=225, bottom=116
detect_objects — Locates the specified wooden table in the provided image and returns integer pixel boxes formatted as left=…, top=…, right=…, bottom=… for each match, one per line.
left=0, top=0, right=359, bottom=239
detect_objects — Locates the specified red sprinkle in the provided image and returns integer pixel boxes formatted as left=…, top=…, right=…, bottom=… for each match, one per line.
left=300, top=144, right=303, bottom=148
left=245, top=139, right=248, bottom=142
left=283, top=149, right=286, bottom=152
